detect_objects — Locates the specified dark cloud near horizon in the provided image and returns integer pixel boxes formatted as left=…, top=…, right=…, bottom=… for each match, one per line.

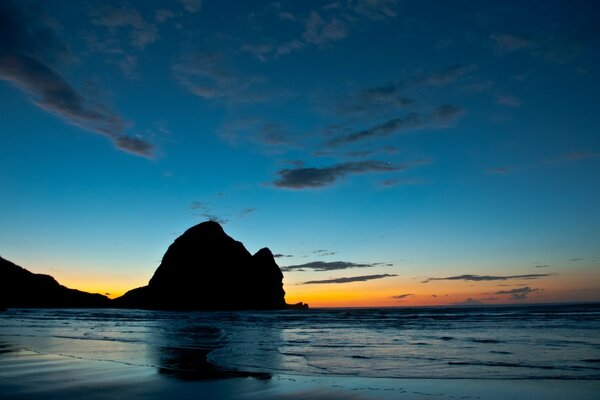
left=452, top=298, right=483, bottom=306
left=0, top=0, right=153, bottom=158
left=422, top=273, right=553, bottom=283
left=274, top=160, right=421, bottom=189
left=302, top=273, right=397, bottom=284
left=495, top=286, right=543, bottom=300
left=281, top=261, right=379, bottom=272
left=391, top=293, right=414, bottom=300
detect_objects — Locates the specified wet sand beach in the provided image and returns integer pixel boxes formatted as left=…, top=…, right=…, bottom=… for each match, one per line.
left=1, top=306, right=599, bottom=399
left=1, top=346, right=599, bottom=400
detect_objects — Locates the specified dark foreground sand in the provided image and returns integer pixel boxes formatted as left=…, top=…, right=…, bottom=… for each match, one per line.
left=0, top=348, right=598, bottom=400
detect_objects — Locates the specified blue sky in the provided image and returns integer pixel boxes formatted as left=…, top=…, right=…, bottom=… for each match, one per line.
left=1, top=0, right=599, bottom=305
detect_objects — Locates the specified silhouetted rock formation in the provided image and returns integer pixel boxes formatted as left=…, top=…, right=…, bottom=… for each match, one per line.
left=115, top=221, right=299, bottom=310
left=0, top=256, right=110, bottom=308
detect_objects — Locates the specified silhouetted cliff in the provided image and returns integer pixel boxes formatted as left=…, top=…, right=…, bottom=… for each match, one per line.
left=114, top=221, right=301, bottom=310
left=0, top=256, right=110, bottom=308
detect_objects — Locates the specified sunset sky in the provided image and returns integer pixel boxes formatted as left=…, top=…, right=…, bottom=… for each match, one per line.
left=1, top=0, right=599, bottom=307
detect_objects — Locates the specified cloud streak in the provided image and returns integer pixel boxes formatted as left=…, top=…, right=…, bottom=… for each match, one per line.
left=326, top=105, right=463, bottom=148
left=274, top=160, right=422, bottom=189
left=281, top=261, right=379, bottom=272
left=326, top=113, right=421, bottom=147
left=302, top=274, right=397, bottom=285
left=391, top=293, right=414, bottom=300
left=421, top=273, right=553, bottom=283
left=495, top=286, right=543, bottom=300
left=0, top=0, right=153, bottom=157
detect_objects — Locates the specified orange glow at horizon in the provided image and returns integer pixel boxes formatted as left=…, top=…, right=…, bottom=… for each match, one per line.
left=52, top=274, right=147, bottom=299
left=38, top=264, right=600, bottom=306
left=284, top=270, right=600, bottom=308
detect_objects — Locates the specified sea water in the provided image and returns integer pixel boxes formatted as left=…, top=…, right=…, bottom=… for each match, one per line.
left=0, top=304, right=598, bottom=380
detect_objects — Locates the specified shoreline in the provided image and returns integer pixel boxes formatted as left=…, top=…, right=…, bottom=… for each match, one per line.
left=1, top=347, right=598, bottom=400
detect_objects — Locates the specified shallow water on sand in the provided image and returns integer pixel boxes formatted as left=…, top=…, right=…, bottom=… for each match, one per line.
left=0, top=304, right=598, bottom=380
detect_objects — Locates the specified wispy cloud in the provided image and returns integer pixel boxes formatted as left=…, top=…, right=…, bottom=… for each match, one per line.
left=0, top=0, right=153, bottom=158
left=302, top=274, right=397, bottom=284
left=190, top=201, right=257, bottom=224
left=190, top=201, right=228, bottom=225
left=413, top=65, right=473, bottom=86
left=91, top=4, right=158, bottom=49
left=155, top=9, right=176, bottom=24
left=326, top=103, right=463, bottom=148
left=391, top=293, right=414, bottom=300
left=486, top=167, right=511, bottom=174
left=173, top=52, right=267, bottom=103
left=496, top=94, right=521, bottom=108
left=495, top=286, right=543, bottom=300
left=176, top=0, right=202, bottom=13
left=313, top=249, right=338, bottom=256
left=281, top=261, right=379, bottom=272
left=422, top=273, right=553, bottom=283
left=337, top=65, right=470, bottom=117
left=244, top=1, right=400, bottom=60
left=258, top=123, right=297, bottom=146
left=379, top=178, right=421, bottom=188
left=303, top=11, right=347, bottom=45
left=490, top=33, right=532, bottom=52
left=220, top=119, right=302, bottom=152
left=433, top=104, right=464, bottom=125
left=325, top=114, right=422, bottom=148
left=273, top=253, right=293, bottom=259
left=350, top=0, right=400, bottom=21
left=544, top=151, right=600, bottom=165
left=273, top=160, right=423, bottom=189
left=338, top=83, right=415, bottom=115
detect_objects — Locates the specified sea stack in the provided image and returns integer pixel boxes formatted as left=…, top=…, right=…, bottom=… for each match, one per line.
left=115, top=221, right=302, bottom=310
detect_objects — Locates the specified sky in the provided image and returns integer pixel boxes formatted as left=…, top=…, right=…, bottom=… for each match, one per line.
left=1, top=0, right=599, bottom=307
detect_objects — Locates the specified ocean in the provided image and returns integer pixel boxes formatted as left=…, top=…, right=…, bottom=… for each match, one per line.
left=1, top=303, right=599, bottom=381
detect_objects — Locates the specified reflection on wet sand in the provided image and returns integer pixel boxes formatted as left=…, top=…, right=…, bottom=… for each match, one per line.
left=158, top=345, right=271, bottom=381
left=152, top=315, right=277, bottom=381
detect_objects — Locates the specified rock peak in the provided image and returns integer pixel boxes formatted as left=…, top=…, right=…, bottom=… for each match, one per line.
left=116, top=221, right=295, bottom=310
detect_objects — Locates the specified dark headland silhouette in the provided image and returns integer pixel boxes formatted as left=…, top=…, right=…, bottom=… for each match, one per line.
left=0, top=256, right=110, bottom=308
left=1, top=221, right=307, bottom=310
